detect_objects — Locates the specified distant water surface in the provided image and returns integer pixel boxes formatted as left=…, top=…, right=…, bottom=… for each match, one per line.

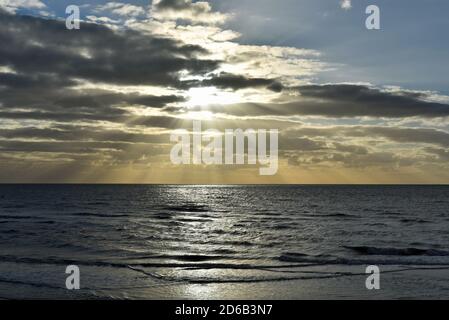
left=0, top=185, right=448, bottom=299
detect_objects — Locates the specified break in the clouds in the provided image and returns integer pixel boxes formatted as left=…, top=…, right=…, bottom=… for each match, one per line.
left=0, top=1, right=448, bottom=184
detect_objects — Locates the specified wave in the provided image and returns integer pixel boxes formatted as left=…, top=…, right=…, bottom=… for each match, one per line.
left=0, top=215, right=39, bottom=220
left=86, top=202, right=110, bottom=206
left=153, top=213, right=171, bottom=220
left=344, top=246, right=449, bottom=256
left=156, top=254, right=227, bottom=262
left=271, top=224, right=293, bottom=230
left=70, top=212, right=130, bottom=218
left=0, top=277, right=64, bottom=290
left=303, top=213, right=358, bottom=218
left=0, top=255, right=127, bottom=269
left=212, top=248, right=237, bottom=255
left=0, top=254, right=316, bottom=271
left=128, top=265, right=449, bottom=285
left=177, top=218, right=215, bottom=223
left=325, top=213, right=358, bottom=218
left=1, top=205, right=27, bottom=209
left=162, top=204, right=210, bottom=213
left=1, top=229, right=19, bottom=234
left=278, top=251, right=449, bottom=266
left=400, top=219, right=431, bottom=224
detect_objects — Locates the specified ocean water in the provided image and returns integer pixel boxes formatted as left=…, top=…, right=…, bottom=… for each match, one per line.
left=0, top=185, right=448, bottom=299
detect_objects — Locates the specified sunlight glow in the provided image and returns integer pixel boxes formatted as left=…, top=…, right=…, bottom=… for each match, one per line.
left=183, top=111, right=215, bottom=121
left=186, top=87, right=242, bottom=107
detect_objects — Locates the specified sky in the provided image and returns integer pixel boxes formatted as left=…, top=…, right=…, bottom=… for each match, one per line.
left=0, top=0, right=448, bottom=184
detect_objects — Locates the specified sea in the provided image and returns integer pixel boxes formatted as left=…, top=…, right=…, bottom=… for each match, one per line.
left=0, top=185, right=448, bottom=299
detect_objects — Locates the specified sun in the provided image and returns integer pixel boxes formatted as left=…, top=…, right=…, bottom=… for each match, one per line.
left=186, top=87, right=241, bottom=107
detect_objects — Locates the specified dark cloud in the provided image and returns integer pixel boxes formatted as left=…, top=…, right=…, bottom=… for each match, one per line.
left=152, top=0, right=224, bottom=22
left=0, top=110, right=126, bottom=122
left=280, top=136, right=406, bottom=168
left=280, top=137, right=327, bottom=151
left=0, top=10, right=204, bottom=124
left=0, top=10, right=447, bottom=179
left=0, top=10, right=285, bottom=126
left=190, top=73, right=283, bottom=92
left=332, top=142, right=369, bottom=155
left=280, top=125, right=447, bottom=169
left=202, top=84, right=449, bottom=118
left=0, top=139, right=170, bottom=164
left=294, top=84, right=449, bottom=118
left=52, top=92, right=185, bottom=109
left=128, top=116, right=295, bottom=131
left=285, top=148, right=419, bottom=168
left=0, top=127, right=170, bottom=144
left=353, top=126, right=449, bottom=148
left=155, top=0, right=196, bottom=11
left=0, top=73, right=75, bottom=89
left=0, top=85, right=184, bottom=110
left=0, top=140, right=127, bottom=154
left=0, top=10, right=216, bottom=87
left=285, top=126, right=449, bottom=148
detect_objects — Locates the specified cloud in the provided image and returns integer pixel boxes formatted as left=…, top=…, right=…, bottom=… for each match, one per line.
left=127, top=19, right=325, bottom=86
left=425, top=147, right=449, bottom=161
left=284, top=125, right=449, bottom=148
left=186, top=72, right=283, bottom=92
left=294, top=84, right=449, bottom=118
left=0, top=10, right=303, bottom=126
left=0, top=10, right=217, bottom=88
left=0, top=11, right=215, bottom=126
left=0, top=0, right=45, bottom=13
left=360, top=126, right=449, bottom=148
left=0, top=6, right=448, bottom=182
left=0, top=126, right=170, bottom=145
left=94, top=2, right=146, bottom=18
left=86, top=15, right=120, bottom=25
left=340, top=0, right=352, bottom=11
left=200, top=84, right=449, bottom=118
left=151, top=0, right=229, bottom=25
left=0, top=83, right=185, bottom=123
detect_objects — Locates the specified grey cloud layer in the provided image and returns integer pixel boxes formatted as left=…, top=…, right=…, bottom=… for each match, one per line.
left=0, top=10, right=216, bottom=87
left=0, top=10, right=447, bottom=174
left=284, top=126, right=449, bottom=148
left=282, top=125, right=449, bottom=168
left=295, top=85, right=449, bottom=118
left=0, top=10, right=281, bottom=123
left=199, top=84, right=449, bottom=118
